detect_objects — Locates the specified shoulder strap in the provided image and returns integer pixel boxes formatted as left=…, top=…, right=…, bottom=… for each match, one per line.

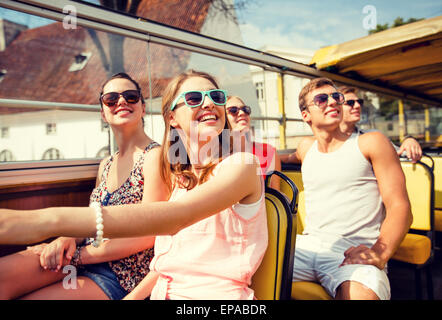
left=134, top=141, right=160, bottom=169
left=101, top=155, right=114, bottom=181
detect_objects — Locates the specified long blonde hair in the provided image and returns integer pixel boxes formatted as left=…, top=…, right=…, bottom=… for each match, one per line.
left=160, top=70, right=231, bottom=192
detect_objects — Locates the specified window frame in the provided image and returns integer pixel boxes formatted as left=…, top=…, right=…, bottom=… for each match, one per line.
left=0, top=159, right=100, bottom=187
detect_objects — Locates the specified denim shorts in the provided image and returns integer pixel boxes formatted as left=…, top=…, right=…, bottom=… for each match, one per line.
left=79, top=262, right=128, bottom=300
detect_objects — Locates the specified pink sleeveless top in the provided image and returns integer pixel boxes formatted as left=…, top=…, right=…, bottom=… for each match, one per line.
left=150, top=153, right=268, bottom=300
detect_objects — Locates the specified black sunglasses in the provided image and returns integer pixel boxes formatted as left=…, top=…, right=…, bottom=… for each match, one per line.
left=345, top=99, right=364, bottom=108
left=227, top=105, right=251, bottom=116
left=309, top=92, right=345, bottom=109
left=101, top=90, right=141, bottom=107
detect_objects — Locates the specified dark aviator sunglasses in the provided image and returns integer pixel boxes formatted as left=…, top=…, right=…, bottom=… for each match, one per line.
left=101, top=90, right=141, bottom=107
left=227, top=105, right=251, bottom=116
left=345, top=99, right=364, bottom=108
left=310, top=92, right=345, bottom=109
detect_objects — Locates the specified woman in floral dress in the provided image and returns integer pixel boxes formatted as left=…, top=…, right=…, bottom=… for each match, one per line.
left=0, top=73, right=169, bottom=299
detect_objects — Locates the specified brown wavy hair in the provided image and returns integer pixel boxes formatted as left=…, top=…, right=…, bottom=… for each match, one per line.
left=159, top=70, right=231, bottom=192
left=338, top=85, right=359, bottom=95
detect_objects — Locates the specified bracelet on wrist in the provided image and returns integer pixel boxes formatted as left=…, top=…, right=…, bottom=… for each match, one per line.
left=90, top=202, right=104, bottom=248
left=71, top=245, right=83, bottom=267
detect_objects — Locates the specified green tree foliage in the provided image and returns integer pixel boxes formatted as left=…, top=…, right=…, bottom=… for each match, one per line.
left=368, top=23, right=389, bottom=34
left=369, top=16, right=423, bottom=34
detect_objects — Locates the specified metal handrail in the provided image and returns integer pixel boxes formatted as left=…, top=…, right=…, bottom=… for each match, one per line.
left=0, top=99, right=304, bottom=123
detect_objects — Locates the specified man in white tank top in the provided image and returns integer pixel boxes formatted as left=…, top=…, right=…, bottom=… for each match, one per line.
left=290, top=78, right=412, bottom=300
left=338, top=85, right=422, bottom=163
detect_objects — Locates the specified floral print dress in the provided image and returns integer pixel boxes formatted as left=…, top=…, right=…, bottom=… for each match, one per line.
left=89, top=141, right=160, bottom=292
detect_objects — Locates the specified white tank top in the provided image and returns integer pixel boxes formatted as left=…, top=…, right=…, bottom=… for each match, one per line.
left=301, top=132, right=385, bottom=246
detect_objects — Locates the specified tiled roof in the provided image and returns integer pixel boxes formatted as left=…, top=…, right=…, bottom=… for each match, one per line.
left=0, top=0, right=210, bottom=114
left=137, top=0, right=210, bottom=31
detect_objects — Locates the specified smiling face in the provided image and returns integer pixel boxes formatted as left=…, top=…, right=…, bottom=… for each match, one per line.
left=302, top=84, right=342, bottom=128
left=169, top=76, right=226, bottom=144
left=342, top=92, right=362, bottom=125
left=100, top=78, right=145, bottom=127
left=226, top=96, right=251, bottom=133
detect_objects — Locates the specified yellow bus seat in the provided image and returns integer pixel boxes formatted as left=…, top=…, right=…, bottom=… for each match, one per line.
left=421, top=155, right=441, bottom=232
left=291, top=281, right=333, bottom=300
left=280, top=170, right=306, bottom=233
left=281, top=169, right=333, bottom=300
left=435, top=209, right=442, bottom=233
left=392, top=159, right=435, bottom=299
left=251, top=171, right=298, bottom=300
left=393, top=233, right=431, bottom=265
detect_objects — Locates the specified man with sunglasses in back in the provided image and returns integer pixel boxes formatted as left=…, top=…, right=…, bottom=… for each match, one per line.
left=338, top=86, right=422, bottom=163
left=287, top=77, right=412, bottom=300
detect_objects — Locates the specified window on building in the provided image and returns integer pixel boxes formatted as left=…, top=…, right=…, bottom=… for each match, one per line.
left=0, top=69, right=7, bottom=83
left=1, top=127, right=9, bottom=138
left=68, top=52, right=92, bottom=72
left=255, top=81, right=264, bottom=100
left=387, top=123, right=394, bottom=131
left=42, top=148, right=63, bottom=160
left=46, top=123, right=57, bottom=135
left=0, top=150, right=15, bottom=162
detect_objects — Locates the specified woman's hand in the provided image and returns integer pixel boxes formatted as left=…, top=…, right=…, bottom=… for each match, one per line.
left=26, top=243, right=48, bottom=255
left=38, top=237, right=77, bottom=271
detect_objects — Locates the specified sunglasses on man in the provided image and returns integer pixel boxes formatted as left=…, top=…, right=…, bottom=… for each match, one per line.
left=227, top=105, right=252, bottom=116
left=344, top=99, right=364, bottom=108
left=101, top=90, right=141, bottom=107
left=171, top=89, right=227, bottom=111
left=308, top=92, right=345, bottom=109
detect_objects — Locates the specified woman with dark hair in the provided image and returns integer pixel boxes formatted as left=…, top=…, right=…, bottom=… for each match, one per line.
left=0, top=73, right=168, bottom=299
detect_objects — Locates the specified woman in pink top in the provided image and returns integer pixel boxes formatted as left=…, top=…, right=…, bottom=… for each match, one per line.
left=226, top=96, right=281, bottom=190
left=0, top=70, right=268, bottom=300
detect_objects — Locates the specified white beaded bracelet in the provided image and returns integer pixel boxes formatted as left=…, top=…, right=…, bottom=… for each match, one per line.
left=90, top=202, right=104, bottom=248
